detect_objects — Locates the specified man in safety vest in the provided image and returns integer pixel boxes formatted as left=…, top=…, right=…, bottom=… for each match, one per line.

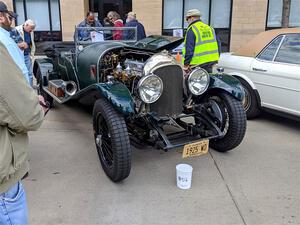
left=182, top=9, right=220, bottom=73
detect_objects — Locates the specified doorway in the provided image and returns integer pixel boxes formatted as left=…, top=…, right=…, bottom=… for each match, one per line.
left=89, top=0, right=132, bottom=23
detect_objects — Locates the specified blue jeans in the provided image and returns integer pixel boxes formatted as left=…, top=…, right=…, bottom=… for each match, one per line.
left=0, top=182, right=28, bottom=225
left=24, top=54, right=33, bottom=87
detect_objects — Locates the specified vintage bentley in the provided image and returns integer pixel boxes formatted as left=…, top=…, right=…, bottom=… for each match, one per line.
left=33, top=27, right=247, bottom=182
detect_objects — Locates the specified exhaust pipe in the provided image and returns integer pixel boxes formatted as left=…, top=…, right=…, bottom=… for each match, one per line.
left=63, top=81, right=77, bottom=96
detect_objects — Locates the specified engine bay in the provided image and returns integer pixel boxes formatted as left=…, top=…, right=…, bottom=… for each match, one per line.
left=99, top=49, right=152, bottom=84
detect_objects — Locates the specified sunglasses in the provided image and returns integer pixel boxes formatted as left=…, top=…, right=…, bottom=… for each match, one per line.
left=186, top=17, right=191, bottom=22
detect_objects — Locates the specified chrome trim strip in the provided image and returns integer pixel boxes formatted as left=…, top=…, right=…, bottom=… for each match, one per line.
left=272, top=35, right=286, bottom=61
left=255, top=81, right=300, bottom=92
left=149, top=63, right=183, bottom=74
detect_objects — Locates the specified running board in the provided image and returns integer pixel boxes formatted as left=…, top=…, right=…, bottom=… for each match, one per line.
left=42, top=86, right=73, bottom=104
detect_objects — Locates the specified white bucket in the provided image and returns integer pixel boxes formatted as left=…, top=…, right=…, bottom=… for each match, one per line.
left=176, top=164, right=193, bottom=189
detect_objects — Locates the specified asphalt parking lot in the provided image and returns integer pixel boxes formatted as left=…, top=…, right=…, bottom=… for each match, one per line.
left=25, top=102, right=300, bottom=225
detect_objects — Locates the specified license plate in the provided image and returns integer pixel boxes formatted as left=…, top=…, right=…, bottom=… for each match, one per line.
left=182, top=140, right=209, bottom=158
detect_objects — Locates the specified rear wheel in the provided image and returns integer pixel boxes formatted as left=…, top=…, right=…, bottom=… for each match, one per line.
left=93, top=98, right=131, bottom=182
left=238, top=78, right=260, bottom=119
left=36, top=68, right=54, bottom=107
left=206, top=93, right=247, bottom=152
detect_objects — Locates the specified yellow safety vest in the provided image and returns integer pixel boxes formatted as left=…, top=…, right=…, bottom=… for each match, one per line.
left=182, top=21, right=219, bottom=65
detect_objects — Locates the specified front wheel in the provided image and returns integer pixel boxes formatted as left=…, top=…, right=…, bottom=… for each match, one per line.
left=207, top=93, right=247, bottom=152
left=93, top=98, right=131, bottom=182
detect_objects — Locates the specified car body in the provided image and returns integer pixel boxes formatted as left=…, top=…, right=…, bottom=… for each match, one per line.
left=215, top=28, right=300, bottom=119
left=33, top=27, right=246, bottom=182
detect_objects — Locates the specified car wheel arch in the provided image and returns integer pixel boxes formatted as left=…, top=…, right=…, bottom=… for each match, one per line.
left=228, top=72, right=256, bottom=90
left=33, top=61, right=39, bottom=78
left=231, top=75, right=261, bottom=101
left=33, top=59, right=54, bottom=80
left=231, top=75, right=262, bottom=118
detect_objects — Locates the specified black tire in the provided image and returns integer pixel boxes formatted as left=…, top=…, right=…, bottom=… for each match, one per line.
left=208, top=93, right=247, bottom=152
left=238, top=78, right=260, bottom=119
left=36, top=68, right=54, bottom=108
left=93, top=98, right=131, bottom=182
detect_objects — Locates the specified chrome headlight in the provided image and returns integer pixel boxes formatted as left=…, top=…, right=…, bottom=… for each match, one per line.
left=138, top=74, right=163, bottom=104
left=188, top=68, right=210, bottom=95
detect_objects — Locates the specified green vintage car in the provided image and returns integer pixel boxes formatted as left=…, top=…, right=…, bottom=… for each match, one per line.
left=34, top=27, right=246, bottom=182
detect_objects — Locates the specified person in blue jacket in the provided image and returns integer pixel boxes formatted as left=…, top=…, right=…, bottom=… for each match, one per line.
left=124, top=12, right=146, bottom=41
left=75, top=11, right=102, bottom=41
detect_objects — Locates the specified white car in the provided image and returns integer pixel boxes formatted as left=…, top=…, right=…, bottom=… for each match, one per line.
left=215, top=28, right=300, bottom=119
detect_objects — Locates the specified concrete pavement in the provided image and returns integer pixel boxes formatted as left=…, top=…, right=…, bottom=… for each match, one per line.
left=25, top=103, right=300, bottom=225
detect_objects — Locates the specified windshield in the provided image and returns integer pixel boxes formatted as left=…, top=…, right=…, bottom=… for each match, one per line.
left=74, top=26, right=137, bottom=44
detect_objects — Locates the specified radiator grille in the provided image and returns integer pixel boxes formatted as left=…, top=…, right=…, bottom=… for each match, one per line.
left=150, top=65, right=183, bottom=116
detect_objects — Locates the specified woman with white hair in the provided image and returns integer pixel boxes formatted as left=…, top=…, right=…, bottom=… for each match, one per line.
left=16, top=19, right=36, bottom=87
left=107, top=11, right=123, bottom=40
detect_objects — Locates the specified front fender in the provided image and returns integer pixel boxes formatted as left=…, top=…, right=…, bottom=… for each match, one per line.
left=207, top=74, right=245, bottom=101
left=33, top=58, right=54, bottom=78
left=95, top=82, right=135, bottom=116
left=74, top=82, right=135, bottom=116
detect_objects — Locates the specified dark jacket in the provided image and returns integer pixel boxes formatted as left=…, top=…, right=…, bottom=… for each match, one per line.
left=76, top=19, right=103, bottom=41
left=9, top=28, right=23, bottom=43
left=125, top=19, right=146, bottom=40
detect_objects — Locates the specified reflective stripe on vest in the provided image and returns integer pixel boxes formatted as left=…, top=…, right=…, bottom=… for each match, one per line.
left=182, top=21, right=219, bottom=65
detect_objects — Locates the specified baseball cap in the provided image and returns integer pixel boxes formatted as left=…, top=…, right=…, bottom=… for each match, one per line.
left=0, top=1, right=18, bottom=19
left=185, top=9, right=201, bottom=19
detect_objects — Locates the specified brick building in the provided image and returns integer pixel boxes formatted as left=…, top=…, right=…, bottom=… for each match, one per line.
left=4, top=0, right=300, bottom=52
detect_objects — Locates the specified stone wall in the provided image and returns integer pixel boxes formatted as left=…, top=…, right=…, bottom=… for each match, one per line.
left=60, top=0, right=89, bottom=41
left=132, top=0, right=162, bottom=35
left=230, top=0, right=268, bottom=51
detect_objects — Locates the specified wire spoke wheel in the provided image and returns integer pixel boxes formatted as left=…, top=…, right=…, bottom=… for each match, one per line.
left=207, top=93, right=247, bottom=152
left=93, top=98, right=131, bottom=182
left=207, top=96, right=229, bottom=136
left=95, top=115, right=114, bottom=167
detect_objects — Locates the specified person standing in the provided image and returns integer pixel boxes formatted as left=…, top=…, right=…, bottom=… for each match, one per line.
left=125, top=11, right=146, bottom=40
left=182, top=9, right=220, bottom=73
left=0, top=41, right=45, bottom=225
left=76, top=11, right=103, bottom=41
left=103, top=16, right=114, bottom=40
left=107, top=11, right=123, bottom=40
left=0, top=1, right=29, bottom=84
left=16, top=19, right=36, bottom=87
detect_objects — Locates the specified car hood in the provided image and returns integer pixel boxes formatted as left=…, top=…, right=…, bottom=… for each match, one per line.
left=217, top=52, right=234, bottom=65
left=127, top=35, right=184, bottom=52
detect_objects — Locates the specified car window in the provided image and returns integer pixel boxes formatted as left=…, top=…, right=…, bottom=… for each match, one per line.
left=275, top=34, right=300, bottom=65
left=257, top=36, right=283, bottom=61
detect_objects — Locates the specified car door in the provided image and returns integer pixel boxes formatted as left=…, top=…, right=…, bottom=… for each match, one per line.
left=250, top=33, right=300, bottom=116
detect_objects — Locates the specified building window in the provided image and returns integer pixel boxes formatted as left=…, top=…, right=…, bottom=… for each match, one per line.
left=162, top=0, right=232, bottom=52
left=14, top=0, right=62, bottom=41
left=163, top=0, right=183, bottom=29
left=267, top=0, right=300, bottom=29
left=289, top=0, right=300, bottom=27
